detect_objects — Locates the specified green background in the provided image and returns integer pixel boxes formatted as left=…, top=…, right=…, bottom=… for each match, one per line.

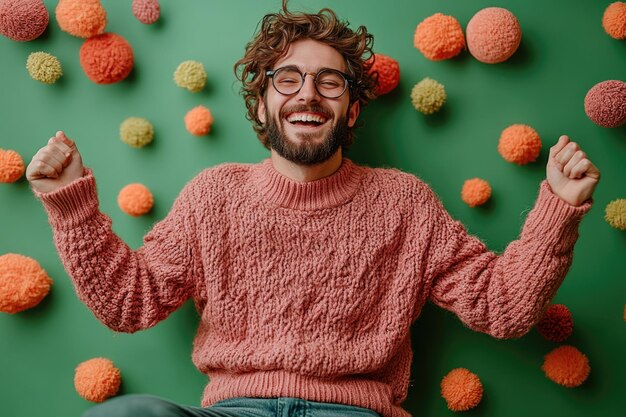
left=1, top=0, right=624, bottom=416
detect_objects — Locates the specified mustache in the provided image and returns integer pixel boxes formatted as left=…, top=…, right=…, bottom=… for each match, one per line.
left=279, top=105, right=333, bottom=119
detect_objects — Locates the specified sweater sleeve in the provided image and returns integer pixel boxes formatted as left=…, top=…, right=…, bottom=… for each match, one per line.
left=33, top=168, right=199, bottom=333
left=421, top=180, right=591, bottom=339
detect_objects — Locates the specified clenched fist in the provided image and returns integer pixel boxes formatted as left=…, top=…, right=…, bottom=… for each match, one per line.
left=26, top=131, right=85, bottom=194
left=547, top=135, right=600, bottom=207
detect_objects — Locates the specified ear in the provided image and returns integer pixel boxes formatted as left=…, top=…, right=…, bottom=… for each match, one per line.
left=257, top=96, right=266, bottom=125
left=347, top=100, right=360, bottom=128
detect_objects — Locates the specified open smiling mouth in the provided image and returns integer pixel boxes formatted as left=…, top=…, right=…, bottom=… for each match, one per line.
left=285, top=112, right=330, bottom=128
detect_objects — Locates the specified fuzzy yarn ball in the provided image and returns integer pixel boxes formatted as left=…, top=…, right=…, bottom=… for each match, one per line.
left=118, top=183, right=153, bottom=216
left=368, top=53, right=400, bottom=96
left=542, top=345, right=590, bottom=388
left=185, top=105, right=214, bottom=135
left=174, top=60, right=207, bottom=92
left=537, top=304, right=574, bottom=342
left=603, top=2, right=626, bottom=40
left=26, top=51, right=62, bottom=84
left=466, top=7, right=522, bottom=64
left=0, top=0, right=49, bottom=41
left=605, top=199, right=626, bottom=230
left=410, top=78, right=446, bottom=115
left=497, top=124, right=542, bottom=165
left=584, top=80, right=626, bottom=128
left=0, top=253, right=52, bottom=314
left=440, top=368, right=483, bottom=411
left=79, top=33, right=134, bottom=84
left=0, top=148, right=25, bottom=183
left=120, top=117, right=154, bottom=148
left=132, top=0, right=160, bottom=24
left=461, top=178, right=491, bottom=207
left=74, top=358, right=121, bottom=402
left=414, top=13, right=465, bottom=61
left=55, top=0, right=106, bottom=38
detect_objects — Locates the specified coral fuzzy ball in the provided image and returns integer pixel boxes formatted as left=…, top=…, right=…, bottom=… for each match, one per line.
left=368, top=53, right=400, bottom=96
left=584, top=80, right=626, bottom=128
left=74, top=358, right=121, bottom=402
left=440, top=368, right=483, bottom=411
left=461, top=178, right=491, bottom=207
left=55, top=0, right=106, bottom=38
left=603, top=2, right=626, bottom=40
left=498, top=124, right=542, bottom=165
left=605, top=199, right=626, bottom=230
left=26, top=51, right=63, bottom=84
left=79, top=33, right=134, bottom=84
left=466, top=7, right=522, bottom=64
left=410, top=78, right=446, bottom=115
left=414, top=13, right=465, bottom=61
left=132, top=0, right=160, bottom=25
left=0, top=253, right=52, bottom=314
left=537, top=304, right=574, bottom=342
left=0, top=0, right=49, bottom=41
left=118, top=183, right=153, bottom=216
left=542, top=345, right=590, bottom=387
left=185, top=105, right=214, bottom=135
left=0, top=148, right=25, bottom=183
left=120, top=117, right=154, bottom=148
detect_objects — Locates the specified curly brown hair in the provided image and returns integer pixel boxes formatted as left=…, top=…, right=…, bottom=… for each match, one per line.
left=234, top=0, right=378, bottom=150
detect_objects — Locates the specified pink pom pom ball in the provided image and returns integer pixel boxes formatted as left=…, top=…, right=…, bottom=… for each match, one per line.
left=584, top=80, right=626, bottom=128
left=466, top=7, right=522, bottom=64
left=132, top=0, right=160, bottom=25
left=0, top=0, right=49, bottom=41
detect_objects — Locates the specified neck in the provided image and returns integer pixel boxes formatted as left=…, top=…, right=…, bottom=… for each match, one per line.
left=270, top=149, right=343, bottom=182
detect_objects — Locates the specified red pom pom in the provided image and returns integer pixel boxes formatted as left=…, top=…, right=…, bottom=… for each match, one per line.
left=368, top=53, right=400, bottom=96
left=537, top=304, right=574, bottom=342
left=542, top=345, right=590, bottom=388
left=79, top=33, right=134, bottom=84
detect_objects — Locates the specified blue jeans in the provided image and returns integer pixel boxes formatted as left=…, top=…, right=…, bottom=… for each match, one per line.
left=83, top=394, right=382, bottom=417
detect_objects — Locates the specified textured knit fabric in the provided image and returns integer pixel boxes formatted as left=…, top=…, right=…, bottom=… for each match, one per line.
left=34, top=158, right=591, bottom=417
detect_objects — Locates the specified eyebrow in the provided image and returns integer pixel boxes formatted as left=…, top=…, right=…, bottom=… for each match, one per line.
left=275, top=64, right=346, bottom=74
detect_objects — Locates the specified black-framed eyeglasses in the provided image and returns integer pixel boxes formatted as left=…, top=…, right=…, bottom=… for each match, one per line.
left=265, top=66, right=354, bottom=99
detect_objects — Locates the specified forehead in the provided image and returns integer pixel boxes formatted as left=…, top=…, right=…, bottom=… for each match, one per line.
left=273, top=39, right=347, bottom=73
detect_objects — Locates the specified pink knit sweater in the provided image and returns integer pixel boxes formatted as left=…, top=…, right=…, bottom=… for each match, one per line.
left=35, top=158, right=591, bottom=417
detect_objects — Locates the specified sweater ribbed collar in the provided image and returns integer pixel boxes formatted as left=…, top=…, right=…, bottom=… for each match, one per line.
left=251, top=157, right=363, bottom=211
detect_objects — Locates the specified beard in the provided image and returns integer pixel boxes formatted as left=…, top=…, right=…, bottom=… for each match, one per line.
left=265, top=104, right=350, bottom=166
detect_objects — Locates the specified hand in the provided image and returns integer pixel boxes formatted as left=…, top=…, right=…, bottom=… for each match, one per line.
left=546, top=135, right=600, bottom=206
left=26, top=131, right=85, bottom=194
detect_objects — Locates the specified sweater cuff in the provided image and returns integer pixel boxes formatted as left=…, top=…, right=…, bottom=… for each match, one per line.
left=33, top=168, right=100, bottom=229
left=521, top=180, right=592, bottom=246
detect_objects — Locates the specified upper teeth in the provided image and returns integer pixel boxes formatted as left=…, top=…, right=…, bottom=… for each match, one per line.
left=287, top=113, right=327, bottom=123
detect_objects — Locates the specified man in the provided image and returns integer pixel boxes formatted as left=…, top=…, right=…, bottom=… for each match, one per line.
left=26, top=2, right=600, bottom=417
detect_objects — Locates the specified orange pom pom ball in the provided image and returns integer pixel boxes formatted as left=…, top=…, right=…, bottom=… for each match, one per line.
left=466, top=7, right=522, bottom=64
left=0, top=253, right=52, bottom=314
left=368, top=53, right=400, bottom=96
left=603, top=2, right=626, bottom=40
left=461, top=178, right=491, bottom=207
left=440, top=368, right=483, bottom=411
left=0, top=0, right=49, bottom=41
left=0, top=148, right=25, bottom=183
left=74, top=358, right=121, bottom=402
left=185, top=105, right=214, bottom=136
left=542, top=345, right=590, bottom=387
left=497, top=124, right=542, bottom=165
left=132, top=0, right=160, bottom=25
left=79, top=33, right=134, bottom=84
left=537, top=304, right=574, bottom=343
left=55, top=0, right=106, bottom=38
left=414, top=13, right=465, bottom=61
left=118, top=183, right=153, bottom=216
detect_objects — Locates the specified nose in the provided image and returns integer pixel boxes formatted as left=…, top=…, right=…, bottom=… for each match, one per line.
left=296, top=72, right=321, bottom=103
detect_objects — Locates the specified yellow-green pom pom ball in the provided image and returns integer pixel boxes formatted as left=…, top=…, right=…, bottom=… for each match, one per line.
left=26, top=52, right=62, bottom=84
left=411, top=77, right=446, bottom=115
left=605, top=199, right=626, bottom=230
left=173, top=60, right=207, bottom=93
left=120, top=117, right=154, bottom=148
